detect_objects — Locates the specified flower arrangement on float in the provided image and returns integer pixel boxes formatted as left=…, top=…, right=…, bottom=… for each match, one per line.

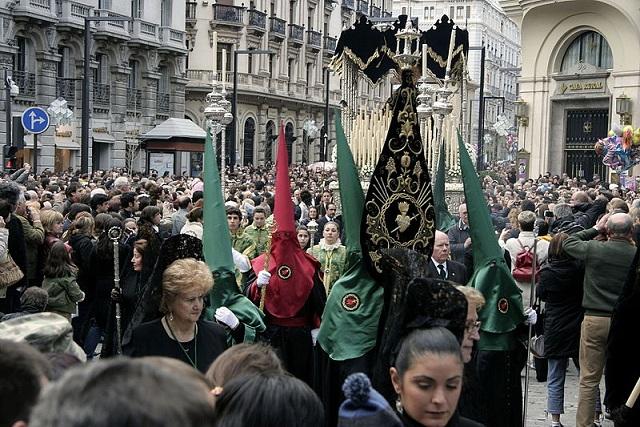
left=594, top=124, right=640, bottom=172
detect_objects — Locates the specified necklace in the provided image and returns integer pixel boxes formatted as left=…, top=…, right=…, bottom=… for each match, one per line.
left=164, top=317, right=198, bottom=369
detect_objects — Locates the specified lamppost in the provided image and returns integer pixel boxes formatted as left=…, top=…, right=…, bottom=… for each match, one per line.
left=616, top=93, right=632, bottom=126
left=4, top=70, right=19, bottom=166
left=303, top=119, right=319, bottom=164
left=82, top=15, right=131, bottom=174
left=204, top=78, right=233, bottom=194
left=231, top=49, right=273, bottom=169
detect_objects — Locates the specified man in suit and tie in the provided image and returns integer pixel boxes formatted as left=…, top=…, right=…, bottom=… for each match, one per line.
left=428, top=230, right=468, bottom=285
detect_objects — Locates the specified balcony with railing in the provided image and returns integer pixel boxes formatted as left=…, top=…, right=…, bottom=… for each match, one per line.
left=307, top=30, right=322, bottom=51
left=159, top=27, right=186, bottom=51
left=247, top=9, right=267, bottom=35
left=93, top=9, right=131, bottom=40
left=212, top=4, right=244, bottom=27
left=13, top=0, right=57, bottom=22
left=13, top=71, right=36, bottom=100
left=57, top=0, right=92, bottom=30
left=186, top=1, right=197, bottom=24
left=356, top=0, right=368, bottom=15
left=324, top=36, right=337, bottom=55
left=127, top=88, right=142, bottom=112
left=156, top=91, right=170, bottom=116
left=342, top=0, right=355, bottom=11
left=382, top=10, right=392, bottom=17
left=269, top=17, right=286, bottom=41
left=93, top=83, right=110, bottom=108
left=56, top=78, right=76, bottom=104
left=129, top=19, right=159, bottom=45
left=369, top=4, right=381, bottom=17
left=288, top=24, right=304, bottom=47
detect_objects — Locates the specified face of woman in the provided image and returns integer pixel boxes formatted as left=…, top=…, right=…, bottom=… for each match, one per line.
left=391, top=354, right=463, bottom=427
left=52, top=220, right=64, bottom=236
left=168, top=290, right=205, bottom=324
left=461, top=302, right=480, bottom=363
left=309, top=208, right=317, bottom=219
left=153, top=213, right=162, bottom=225
left=131, top=248, right=143, bottom=272
left=323, top=224, right=338, bottom=244
left=297, top=230, right=310, bottom=248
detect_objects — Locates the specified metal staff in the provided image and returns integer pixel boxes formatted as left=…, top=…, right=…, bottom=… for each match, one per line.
left=108, top=226, right=123, bottom=355
left=522, top=224, right=538, bottom=427
left=259, top=221, right=277, bottom=312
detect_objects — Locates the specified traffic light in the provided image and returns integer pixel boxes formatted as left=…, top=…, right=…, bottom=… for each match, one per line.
left=3, top=145, right=18, bottom=171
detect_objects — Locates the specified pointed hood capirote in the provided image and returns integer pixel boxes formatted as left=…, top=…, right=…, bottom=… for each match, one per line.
left=456, top=130, right=525, bottom=350
left=202, top=128, right=265, bottom=342
left=251, top=122, right=320, bottom=318
left=317, top=113, right=383, bottom=361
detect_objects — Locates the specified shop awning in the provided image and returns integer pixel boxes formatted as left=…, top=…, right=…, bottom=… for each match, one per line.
left=93, top=133, right=116, bottom=144
left=140, top=118, right=206, bottom=141
left=54, top=139, right=80, bottom=150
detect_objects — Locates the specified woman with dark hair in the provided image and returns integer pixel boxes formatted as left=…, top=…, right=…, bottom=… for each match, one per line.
left=138, top=205, right=162, bottom=259
left=180, top=207, right=203, bottom=240
left=67, top=214, right=95, bottom=341
left=301, top=206, right=319, bottom=227
left=307, top=221, right=347, bottom=295
left=213, top=372, right=325, bottom=427
left=390, top=327, right=483, bottom=427
left=537, top=232, right=599, bottom=427
left=296, top=225, right=311, bottom=250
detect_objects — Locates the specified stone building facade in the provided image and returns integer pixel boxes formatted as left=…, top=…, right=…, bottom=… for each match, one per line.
left=501, top=0, right=640, bottom=180
left=185, top=0, right=393, bottom=169
left=0, top=0, right=187, bottom=173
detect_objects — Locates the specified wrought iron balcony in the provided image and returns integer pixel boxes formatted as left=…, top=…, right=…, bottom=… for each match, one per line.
left=156, top=91, right=170, bottom=115
left=288, top=24, right=304, bottom=47
left=127, top=88, right=142, bottom=112
left=93, top=83, right=110, bottom=107
left=12, top=70, right=36, bottom=100
left=248, top=9, right=267, bottom=35
left=269, top=17, right=286, bottom=41
left=186, top=1, right=197, bottom=24
left=342, top=0, right=355, bottom=11
left=357, top=0, right=368, bottom=15
left=56, top=0, right=92, bottom=30
left=56, top=78, right=76, bottom=104
left=324, top=36, right=337, bottom=54
left=307, top=30, right=322, bottom=51
left=369, top=4, right=381, bottom=17
left=212, top=4, right=244, bottom=26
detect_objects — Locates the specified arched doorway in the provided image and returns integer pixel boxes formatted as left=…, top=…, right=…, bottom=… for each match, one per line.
left=285, top=122, right=294, bottom=165
left=265, top=120, right=275, bottom=165
left=243, top=118, right=255, bottom=166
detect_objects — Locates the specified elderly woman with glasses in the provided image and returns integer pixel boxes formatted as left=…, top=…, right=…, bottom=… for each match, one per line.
left=126, top=258, right=234, bottom=373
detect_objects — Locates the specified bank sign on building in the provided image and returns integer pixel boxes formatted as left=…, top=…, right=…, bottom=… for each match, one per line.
left=501, top=0, right=640, bottom=181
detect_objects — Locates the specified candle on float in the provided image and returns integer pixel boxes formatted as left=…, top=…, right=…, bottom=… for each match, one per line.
left=212, top=31, right=218, bottom=80
left=221, top=48, right=227, bottom=83
left=422, top=43, right=428, bottom=76
left=445, top=27, right=456, bottom=75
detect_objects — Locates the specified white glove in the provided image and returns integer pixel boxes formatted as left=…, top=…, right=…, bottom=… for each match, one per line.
left=524, top=307, right=537, bottom=326
left=311, top=328, right=320, bottom=346
left=215, top=307, right=240, bottom=330
left=256, top=270, right=271, bottom=288
left=232, top=249, right=251, bottom=273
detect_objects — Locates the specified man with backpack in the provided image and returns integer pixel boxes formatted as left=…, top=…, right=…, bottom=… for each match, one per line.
left=503, top=210, right=549, bottom=306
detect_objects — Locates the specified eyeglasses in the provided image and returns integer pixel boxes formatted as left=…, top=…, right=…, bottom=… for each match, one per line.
left=465, top=320, right=481, bottom=333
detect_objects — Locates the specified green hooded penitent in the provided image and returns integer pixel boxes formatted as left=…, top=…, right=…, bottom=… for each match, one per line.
left=202, top=129, right=265, bottom=342
left=457, top=131, right=525, bottom=351
left=317, top=114, right=383, bottom=361
left=434, top=140, right=456, bottom=232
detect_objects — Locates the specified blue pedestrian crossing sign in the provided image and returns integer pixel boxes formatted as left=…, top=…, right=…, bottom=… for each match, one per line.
left=21, top=107, right=50, bottom=134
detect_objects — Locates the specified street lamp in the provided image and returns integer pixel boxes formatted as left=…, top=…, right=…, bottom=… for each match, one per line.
left=615, top=93, right=632, bottom=125
left=303, top=119, right=319, bottom=164
left=204, top=79, right=233, bottom=193
left=46, top=97, right=74, bottom=174
left=231, top=49, right=274, bottom=169
left=4, top=70, right=19, bottom=157
left=82, top=15, right=132, bottom=174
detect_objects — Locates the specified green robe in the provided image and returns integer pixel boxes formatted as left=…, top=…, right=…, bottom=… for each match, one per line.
left=230, top=228, right=256, bottom=259
left=308, top=241, right=347, bottom=295
left=244, top=224, right=270, bottom=256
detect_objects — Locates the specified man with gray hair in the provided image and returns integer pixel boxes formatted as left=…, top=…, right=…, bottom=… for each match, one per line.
left=502, top=210, right=550, bottom=305
left=563, top=212, right=636, bottom=427
left=550, top=202, right=584, bottom=235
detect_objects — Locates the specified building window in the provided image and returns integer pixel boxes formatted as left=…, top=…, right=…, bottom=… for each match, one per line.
left=560, top=31, right=613, bottom=72
left=401, top=7, right=406, bottom=15
left=290, top=0, right=296, bottom=22
left=131, top=0, right=142, bottom=18
left=161, top=0, right=172, bottom=26
left=466, top=6, right=470, bottom=19
left=449, top=6, right=454, bottom=18
left=456, top=6, right=463, bottom=19
left=98, top=0, right=111, bottom=9
left=243, top=118, right=256, bottom=166
left=247, top=54, right=253, bottom=74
